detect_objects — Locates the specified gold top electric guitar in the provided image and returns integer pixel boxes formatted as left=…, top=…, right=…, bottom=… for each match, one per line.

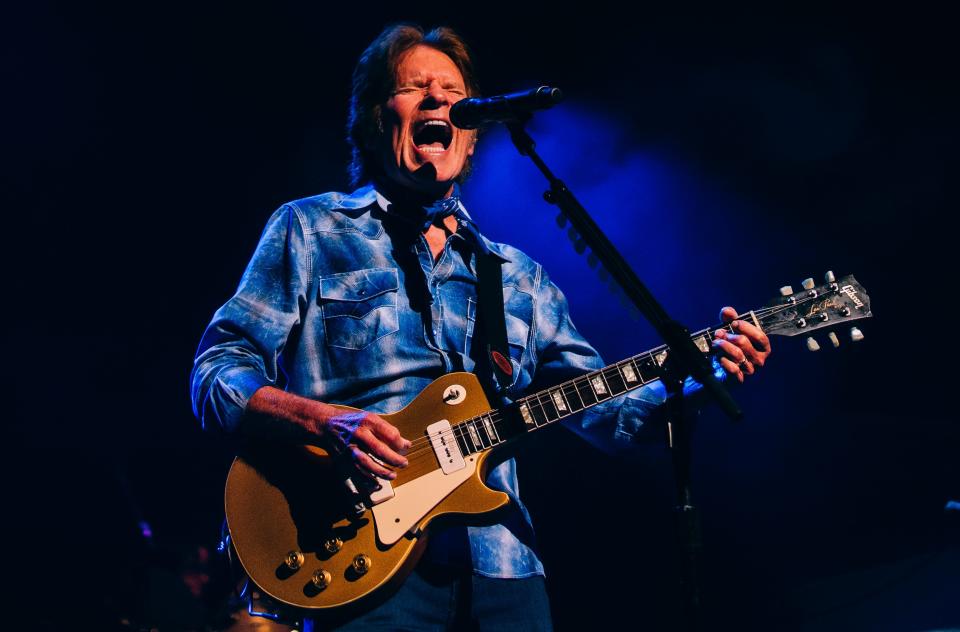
left=223, top=273, right=872, bottom=620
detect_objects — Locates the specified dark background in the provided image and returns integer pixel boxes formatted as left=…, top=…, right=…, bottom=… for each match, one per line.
left=5, top=3, right=958, bottom=630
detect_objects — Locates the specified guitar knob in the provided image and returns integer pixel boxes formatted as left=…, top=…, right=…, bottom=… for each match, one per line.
left=311, top=569, right=333, bottom=590
left=850, top=327, right=865, bottom=342
left=806, top=337, right=821, bottom=352
left=824, top=270, right=836, bottom=283
left=324, top=538, right=343, bottom=554
left=828, top=332, right=840, bottom=348
left=802, top=278, right=815, bottom=290
left=285, top=550, right=305, bottom=571
left=780, top=285, right=794, bottom=297
left=352, top=554, right=372, bottom=576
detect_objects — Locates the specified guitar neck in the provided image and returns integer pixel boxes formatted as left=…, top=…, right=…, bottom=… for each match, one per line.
left=445, top=272, right=871, bottom=458
left=446, top=321, right=738, bottom=458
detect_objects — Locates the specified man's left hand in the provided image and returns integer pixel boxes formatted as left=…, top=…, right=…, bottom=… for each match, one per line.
left=713, top=306, right=771, bottom=383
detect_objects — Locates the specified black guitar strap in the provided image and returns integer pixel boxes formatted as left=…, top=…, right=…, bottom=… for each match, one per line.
left=475, top=250, right=513, bottom=395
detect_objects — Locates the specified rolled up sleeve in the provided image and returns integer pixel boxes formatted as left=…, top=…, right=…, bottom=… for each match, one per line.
left=190, top=205, right=310, bottom=432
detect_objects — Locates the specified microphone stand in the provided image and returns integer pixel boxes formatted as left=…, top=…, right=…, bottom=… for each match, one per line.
left=504, top=118, right=743, bottom=631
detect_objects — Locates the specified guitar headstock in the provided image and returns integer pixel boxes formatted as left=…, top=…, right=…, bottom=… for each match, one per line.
left=757, top=272, right=872, bottom=350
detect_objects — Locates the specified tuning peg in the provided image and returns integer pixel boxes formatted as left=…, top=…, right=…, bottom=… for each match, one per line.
left=806, top=337, right=821, bottom=352
left=850, top=327, right=864, bottom=342
left=802, top=278, right=815, bottom=290
left=587, top=252, right=598, bottom=268
left=824, top=270, right=836, bottom=283
left=556, top=213, right=567, bottom=228
left=780, top=285, right=794, bottom=297
left=828, top=332, right=840, bottom=348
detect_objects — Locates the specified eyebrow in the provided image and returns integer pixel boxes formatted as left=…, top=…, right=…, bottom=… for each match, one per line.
left=397, top=72, right=464, bottom=88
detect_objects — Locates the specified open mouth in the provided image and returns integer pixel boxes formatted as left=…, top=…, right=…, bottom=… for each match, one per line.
left=413, top=119, right=452, bottom=154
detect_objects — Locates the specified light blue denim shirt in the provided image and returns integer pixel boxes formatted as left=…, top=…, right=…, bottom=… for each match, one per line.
left=191, top=184, right=687, bottom=578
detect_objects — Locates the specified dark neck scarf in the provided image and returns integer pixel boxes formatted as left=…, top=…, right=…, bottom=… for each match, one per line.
left=375, top=181, right=491, bottom=256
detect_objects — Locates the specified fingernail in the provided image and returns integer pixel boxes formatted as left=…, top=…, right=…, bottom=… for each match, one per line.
left=387, top=471, right=397, bottom=480
left=732, top=320, right=741, bottom=329
left=402, top=459, right=409, bottom=468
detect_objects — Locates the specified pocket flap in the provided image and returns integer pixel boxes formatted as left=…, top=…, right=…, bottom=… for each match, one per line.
left=319, top=268, right=398, bottom=303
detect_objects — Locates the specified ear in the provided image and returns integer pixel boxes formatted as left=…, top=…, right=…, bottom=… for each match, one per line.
left=467, top=132, right=477, bottom=157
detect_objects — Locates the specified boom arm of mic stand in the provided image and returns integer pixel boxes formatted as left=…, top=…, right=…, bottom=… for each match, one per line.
left=505, top=120, right=742, bottom=421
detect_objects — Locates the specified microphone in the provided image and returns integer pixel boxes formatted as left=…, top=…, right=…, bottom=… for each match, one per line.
left=450, top=86, right=563, bottom=129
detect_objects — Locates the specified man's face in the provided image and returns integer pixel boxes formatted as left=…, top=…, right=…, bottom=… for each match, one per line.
left=378, top=45, right=476, bottom=197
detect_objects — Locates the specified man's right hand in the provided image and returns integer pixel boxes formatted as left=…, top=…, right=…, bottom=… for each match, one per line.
left=244, top=386, right=411, bottom=480
left=324, top=409, right=411, bottom=480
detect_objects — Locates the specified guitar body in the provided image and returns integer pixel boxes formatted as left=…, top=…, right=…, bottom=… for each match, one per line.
left=224, top=372, right=511, bottom=618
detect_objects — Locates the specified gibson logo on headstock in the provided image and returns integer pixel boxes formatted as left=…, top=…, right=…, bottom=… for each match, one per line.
left=840, top=285, right=864, bottom=309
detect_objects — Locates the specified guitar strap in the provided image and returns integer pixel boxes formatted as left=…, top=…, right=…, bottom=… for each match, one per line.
left=475, top=250, right=513, bottom=395
left=447, top=206, right=512, bottom=398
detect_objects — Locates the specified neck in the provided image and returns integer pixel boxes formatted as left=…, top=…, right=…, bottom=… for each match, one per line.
left=372, top=176, right=455, bottom=209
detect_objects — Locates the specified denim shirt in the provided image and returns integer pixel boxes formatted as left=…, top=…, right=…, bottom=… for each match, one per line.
left=190, top=184, right=682, bottom=578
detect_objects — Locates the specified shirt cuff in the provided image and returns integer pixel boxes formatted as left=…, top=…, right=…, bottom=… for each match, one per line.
left=206, top=367, right=272, bottom=433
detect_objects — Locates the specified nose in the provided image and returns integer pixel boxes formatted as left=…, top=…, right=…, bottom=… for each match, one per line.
left=421, top=81, right=449, bottom=108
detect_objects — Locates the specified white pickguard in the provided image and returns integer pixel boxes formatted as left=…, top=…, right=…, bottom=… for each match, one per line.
left=371, top=458, right=477, bottom=546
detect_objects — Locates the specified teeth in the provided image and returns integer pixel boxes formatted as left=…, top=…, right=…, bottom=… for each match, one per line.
left=423, top=120, right=449, bottom=127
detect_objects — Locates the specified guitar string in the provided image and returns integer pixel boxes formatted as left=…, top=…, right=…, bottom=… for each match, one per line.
left=391, top=291, right=848, bottom=460
left=398, top=297, right=836, bottom=463
left=396, top=291, right=841, bottom=460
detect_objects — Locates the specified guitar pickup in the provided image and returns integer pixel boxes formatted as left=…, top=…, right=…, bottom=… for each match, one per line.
left=427, top=420, right=466, bottom=474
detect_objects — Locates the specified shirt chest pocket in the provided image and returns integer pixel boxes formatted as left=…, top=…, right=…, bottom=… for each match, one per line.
left=319, top=268, right=400, bottom=350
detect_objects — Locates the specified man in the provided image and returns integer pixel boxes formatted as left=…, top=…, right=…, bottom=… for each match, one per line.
left=191, top=23, right=770, bottom=630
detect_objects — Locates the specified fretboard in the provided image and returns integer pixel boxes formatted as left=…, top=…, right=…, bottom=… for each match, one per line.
left=447, top=326, right=724, bottom=458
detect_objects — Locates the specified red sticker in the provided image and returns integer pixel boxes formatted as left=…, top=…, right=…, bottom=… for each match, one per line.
left=491, top=350, right=513, bottom=376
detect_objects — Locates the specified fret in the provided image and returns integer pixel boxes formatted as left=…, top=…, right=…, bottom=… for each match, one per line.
left=636, top=355, right=660, bottom=383
left=620, top=360, right=639, bottom=385
left=459, top=422, right=477, bottom=453
left=537, top=391, right=560, bottom=422
left=527, top=396, right=550, bottom=427
left=482, top=413, right=501, bottom=444
left=519, top=402, right=536, bottom=430
left=550, top=388, right=569, bottom=414
left=453, top=424, right=471, bottom=456
left=693, top=333, right=712, bottom=354
left=474, top=417, right=493, bottom=447
left=653, top=349, right=669, bottom=368
left=563, top=381, right=586, bottom=411
left=589, top=374, right=611, bottom=401
left=575, top=376, right=598, bottom=406
left=467, top=420, right=488, bottom=450
left=605, top=365, right=627, bottom=396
